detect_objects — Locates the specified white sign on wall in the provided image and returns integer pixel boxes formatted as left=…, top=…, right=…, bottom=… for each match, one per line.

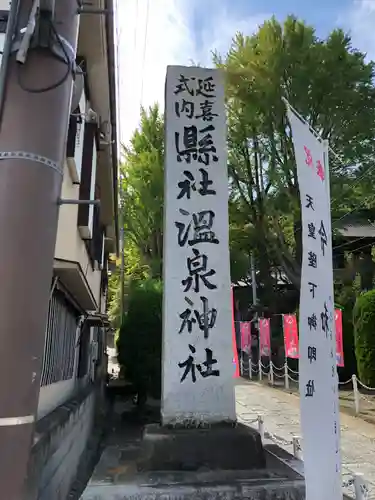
left=287, top=105, right=341, bottom=499
left=162, top=66, right=235, bottom=425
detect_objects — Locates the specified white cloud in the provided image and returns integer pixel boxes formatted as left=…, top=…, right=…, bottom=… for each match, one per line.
left=194, top=6, right=268, bottom=67
left=339, top=0, right=375, bottom=60
left=115, top=0, right=267, bottom=144
left=116, top=0, right=195, bottom=144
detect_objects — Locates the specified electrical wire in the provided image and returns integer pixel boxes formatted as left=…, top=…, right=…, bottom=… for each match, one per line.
left=133, top=0, right=138, bottom=57
left=330, top=162, right=375, bottom=212
left=335, top=239, right=374, bottom=255
left=278, top=101, right=375, bottom=235
left=139, top=0, right=149, bottom=107
left=0, top=0, right=21, bottom=129
left=332, top=235, right=371, bottom=252
left=17, top=17, right=73, bottom=94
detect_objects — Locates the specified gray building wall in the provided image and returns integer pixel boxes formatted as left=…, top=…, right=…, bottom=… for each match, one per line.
left=25, top=385, right=97, bottom=500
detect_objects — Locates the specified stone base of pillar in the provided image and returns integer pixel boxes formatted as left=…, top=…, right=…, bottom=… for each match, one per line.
left=138, top=423, right=266, bottom=472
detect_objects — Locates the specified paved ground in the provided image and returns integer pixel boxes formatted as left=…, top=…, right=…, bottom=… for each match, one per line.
left=236, top=379, right=375, bottom=499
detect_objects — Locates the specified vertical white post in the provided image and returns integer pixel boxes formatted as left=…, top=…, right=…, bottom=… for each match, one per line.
left=293, top=436, right=302, bottom=460
left=249, top=356, right=252, bottom=380
left=258, top=415, right=264, bottom=442
left=239, top=350, right=243, bottom=377
left=270, top=361, right=274, bottom=386
left=258, top=358, right=262, bottom=381
left=284, top=362, right=289, bottom=390
left=352, top=374, right=360, bottom=415
left=353, top=473, right=368, bottom=500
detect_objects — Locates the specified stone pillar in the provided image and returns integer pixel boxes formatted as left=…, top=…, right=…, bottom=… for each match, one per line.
left=161, top=65, right=236, bottom=425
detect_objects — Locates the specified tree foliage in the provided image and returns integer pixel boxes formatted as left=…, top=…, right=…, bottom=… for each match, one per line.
left=121, top=104, right=164, bottom=279
left=215, top=16, right=375, bottom=293
left=109, top=105, right=164, bottom=328
left=110, top=17, right=375, bottom=372
left=116, top=279, right=163, bottom=402
left=353, top=290, right=375, bottom=386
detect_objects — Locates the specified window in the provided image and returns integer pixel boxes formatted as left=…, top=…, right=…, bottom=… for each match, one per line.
left=41, top=289, right=79, bottom=386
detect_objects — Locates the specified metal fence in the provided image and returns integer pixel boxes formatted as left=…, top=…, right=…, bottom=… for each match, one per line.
left=40, top=289, right=79, bottom=386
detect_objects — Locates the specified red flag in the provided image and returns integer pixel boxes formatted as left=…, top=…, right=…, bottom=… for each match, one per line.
left=240, top=322, right=251, bottom=353
left=283, top=314, right=299, bottom=359
left=335, top=309, right=344, bottom=367
left=259, top=318, right=271, bottom=357
left=231, top=287, right=240, bottom=377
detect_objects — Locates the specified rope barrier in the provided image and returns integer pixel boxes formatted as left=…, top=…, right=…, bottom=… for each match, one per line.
left=359, top=394, right=375, bottom=406
left=287, top=366, right=299, bottom=374
left=243, top=413, right=372, bottom=499
left=339, top=378, right=353, bottom=386
left=272, top=363, right=285, bottom=372
left=244, top=359, right=375, bottom=428
left=245, top=359, right=375, bottom=391
left=266, top=430, right=294, bottom=446
left=241, top=360, right=375, bottom=498
left=357, top=378, right=375, bottom=392
left=242, top=360, right=375, bottom=420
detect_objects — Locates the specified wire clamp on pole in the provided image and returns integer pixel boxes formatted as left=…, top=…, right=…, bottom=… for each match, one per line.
left=0, top=415, right=34, bottom=426
left=0, top=151, right=63, bottom=175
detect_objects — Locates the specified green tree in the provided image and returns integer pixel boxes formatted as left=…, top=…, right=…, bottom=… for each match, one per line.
left=120, top=104, right=164, bottom=279
left=108, top=105, right=165, bottom=329
left=335, top=276, right=361, bottom=380
left=107, top=242, right=150, bottom=330
left=215, top=16, right=375, bottom=291
left=117, top=278, right=163, bottom=403
left=353, top=290, right=375, bottom=386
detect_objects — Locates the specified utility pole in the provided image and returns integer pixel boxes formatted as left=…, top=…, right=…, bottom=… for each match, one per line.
left=0, top=1, right=80, bottom=498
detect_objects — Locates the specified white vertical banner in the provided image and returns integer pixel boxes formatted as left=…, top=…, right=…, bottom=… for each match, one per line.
left=162, top=66, right=236, bottom=425
left=287, top=105, right=341, bottom=499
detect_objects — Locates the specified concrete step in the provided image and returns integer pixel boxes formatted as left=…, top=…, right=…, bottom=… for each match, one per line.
left=80, top=469, right=305, bottom=499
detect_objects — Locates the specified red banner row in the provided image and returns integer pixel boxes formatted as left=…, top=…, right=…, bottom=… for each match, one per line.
left=238, top=311, right=344, bottom=367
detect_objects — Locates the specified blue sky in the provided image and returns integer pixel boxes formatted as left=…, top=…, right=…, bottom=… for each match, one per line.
left=115, top=0, right=375, bottom=143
